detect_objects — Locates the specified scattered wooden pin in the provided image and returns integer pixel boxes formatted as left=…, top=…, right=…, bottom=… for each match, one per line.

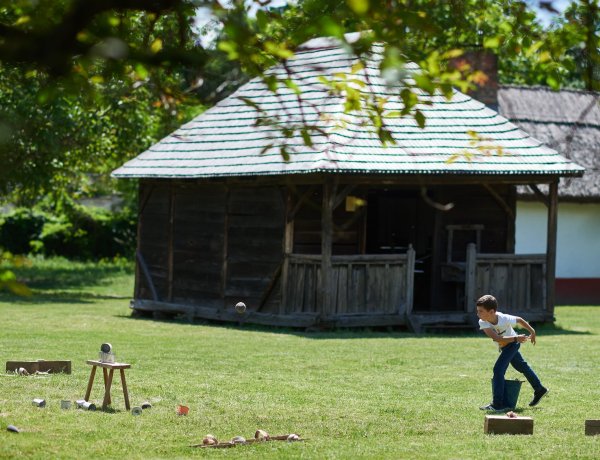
left=585, top=419, right=600, bottom=436
left=32, top=398, right=46, bottom=408
left=76, top=399, right=96, bottom=411
left=255, top=429, right=270, bottom=441
left=485, top=414, right=533, bottom=435
left=202, top=434, right=218, bottom=445
left=141, top=401, right=152, bottom=410
left=7, top=425, right=20, bottom=433
left=191, top=432, right=304, bottom=448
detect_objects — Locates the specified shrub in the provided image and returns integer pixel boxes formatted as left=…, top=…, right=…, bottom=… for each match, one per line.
left=0, top=205, right=136, bottom=260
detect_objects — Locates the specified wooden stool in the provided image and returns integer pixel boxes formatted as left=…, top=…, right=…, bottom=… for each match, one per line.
left=84, top=360, right=131, bottom=410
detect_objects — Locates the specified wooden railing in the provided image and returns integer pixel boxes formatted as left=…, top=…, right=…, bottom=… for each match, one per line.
left=465, top=243, right=546, bottom=313
left=282, top=248, right=415, bottom=317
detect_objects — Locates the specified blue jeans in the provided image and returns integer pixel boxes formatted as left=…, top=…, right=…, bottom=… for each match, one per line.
left=492, top=342, right=544, bottom=407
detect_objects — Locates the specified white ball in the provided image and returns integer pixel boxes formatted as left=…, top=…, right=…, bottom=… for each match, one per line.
left=235, top=302, right=246, bottom=314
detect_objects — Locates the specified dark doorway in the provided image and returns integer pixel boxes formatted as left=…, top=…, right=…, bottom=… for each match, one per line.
left=366, top=189, right=435, bottom=310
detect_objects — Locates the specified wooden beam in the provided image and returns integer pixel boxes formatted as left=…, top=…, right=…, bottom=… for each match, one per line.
left=332, top=184, right=357, bottom=211
left=288, top=184, right=318, bottom=222
left=321, top=178, right=334, bottom=318
left=528, top=184, right=549, bottom=208
left=136, top=250, right=159, bottom=301
left=220, top=186, right=230, bottom=308
left=405, top=245, right=415, bottom=316
left=482, top=183, right=515, bottom=220
left=281, top=190, right=294, bottom=314
left=167, top=184, right=175, bottom=302
left=258, top=262, right=283, bottom=312
left=546, top=180, right=558, bottom=317
left=465, top=243, right=477, bottom=313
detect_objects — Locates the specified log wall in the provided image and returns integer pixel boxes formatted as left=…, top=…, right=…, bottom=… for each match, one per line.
left=136, top=180, right=284, bottom=313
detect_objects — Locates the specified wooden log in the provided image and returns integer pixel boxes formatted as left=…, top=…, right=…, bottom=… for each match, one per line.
left=585, top=419, right=600, bottom=436
left=484, top=415, right=533, bottom=435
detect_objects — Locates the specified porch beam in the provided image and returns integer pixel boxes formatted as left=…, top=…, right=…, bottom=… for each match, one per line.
left=528, top=184, right=549, bottom=208
left=481, top=183, right=515, bottom=220
left=288, top=184, right=318, bottom=222
left=332, top=184, right=357, bottom=211
left=546, top=180, right=558, bottom=317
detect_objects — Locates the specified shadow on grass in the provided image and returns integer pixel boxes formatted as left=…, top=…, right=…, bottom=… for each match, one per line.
left=119, top=311, right=593, bottom=339
left=0, top=291, right=131, bottom=304
left=13, top=263, right=133, bottom=291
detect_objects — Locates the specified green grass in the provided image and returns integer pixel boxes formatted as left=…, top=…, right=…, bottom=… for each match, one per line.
left=1, top=258, right=599, bottom=459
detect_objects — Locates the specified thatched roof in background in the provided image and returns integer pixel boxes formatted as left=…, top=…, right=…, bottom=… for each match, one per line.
left=499, top=86, right=600, bottom=201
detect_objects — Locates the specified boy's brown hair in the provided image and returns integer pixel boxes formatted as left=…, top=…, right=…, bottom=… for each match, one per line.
left=476, top=294, right=498, bottom=311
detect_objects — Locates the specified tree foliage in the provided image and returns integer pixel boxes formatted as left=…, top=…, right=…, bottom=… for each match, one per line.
left=0, top=0, right=596, bottom=202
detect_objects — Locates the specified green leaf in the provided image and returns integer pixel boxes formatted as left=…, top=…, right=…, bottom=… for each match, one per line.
left=284, top=79, right=301, bottom=95
left=346, top=0, right=369, bottom=15
left=134, top=63, right=148, bottom=80
left=446, top=154, right=460, bottom=164
left=239, top=97, right=259, bottom=110
left=301, top=129, right=313, bottom=147
left=483, top=36, right=501, bottom=49
left=415, top=110, right=426, bottom=129
left=150, top=39, right=163, bottom=54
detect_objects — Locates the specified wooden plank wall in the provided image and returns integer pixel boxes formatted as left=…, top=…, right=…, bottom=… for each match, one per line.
left=474, top=254, right=546, bottom=312
left=224, top=187, right=284, bottom=312
left=171, top=183, right=226, bottom=306
left=284, top=254, right=412, bottom=315
left=137, top=182, right=171, bottom=301
left=136, top=180, right=284, bottom=313
left=292, top=185, right=363, bottom=255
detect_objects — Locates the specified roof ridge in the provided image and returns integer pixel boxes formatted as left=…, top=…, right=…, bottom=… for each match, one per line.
left=500, top=84, right=600, bottom=96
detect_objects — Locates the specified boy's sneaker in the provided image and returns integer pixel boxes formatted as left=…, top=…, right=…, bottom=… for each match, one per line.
left=529, top=387, right=549, bottom=407
left=479, top=403, right=510, bottom=412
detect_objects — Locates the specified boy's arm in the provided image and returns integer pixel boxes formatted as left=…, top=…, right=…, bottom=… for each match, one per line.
left=516, top=317, right=536, bottom=345
left=481, top=328, right=527, bottom=345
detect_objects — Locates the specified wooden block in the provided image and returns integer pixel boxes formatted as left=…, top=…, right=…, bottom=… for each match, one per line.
left=37, top=360, right=71, bottom=374
left=6, top=360, right=71, bottom=374
left=6, top=361, right=39, bottom=374
left=585, top=419, right=600, bottom=436
left=484, top=415, right=533, bottom=435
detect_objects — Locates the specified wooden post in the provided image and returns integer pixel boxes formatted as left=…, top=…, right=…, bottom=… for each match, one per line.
left=546, top=180, right=558, bottom=317
left=220, top=185, right=230, bottom=310
left=280, top=189, right=294, bottom=315
left=321, top=178, right=334, bottom=318
left=404, top=245, right=415, bottom=316
left=465, top=243, right=477, bottom=312
left=167, top=184, right=175, bottom=302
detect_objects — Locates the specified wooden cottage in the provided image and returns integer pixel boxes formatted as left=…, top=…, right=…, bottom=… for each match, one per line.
left=113, top=34, right=584, bottom=330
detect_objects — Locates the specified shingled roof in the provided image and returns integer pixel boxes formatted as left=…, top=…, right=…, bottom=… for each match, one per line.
left=113, top=34, right=584, bottom=180
left=498, top=85, right=599, bottom=201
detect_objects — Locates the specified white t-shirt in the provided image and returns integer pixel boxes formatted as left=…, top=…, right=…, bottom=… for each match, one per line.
left=479, top=312, right=518, bottom=338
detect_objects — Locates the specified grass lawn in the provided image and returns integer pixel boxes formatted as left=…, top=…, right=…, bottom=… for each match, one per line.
left=1, top=258, right=599, bottom=459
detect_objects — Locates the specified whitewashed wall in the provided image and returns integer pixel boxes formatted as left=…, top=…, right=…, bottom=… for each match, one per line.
left=515, top=201, right=600, bottom=278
